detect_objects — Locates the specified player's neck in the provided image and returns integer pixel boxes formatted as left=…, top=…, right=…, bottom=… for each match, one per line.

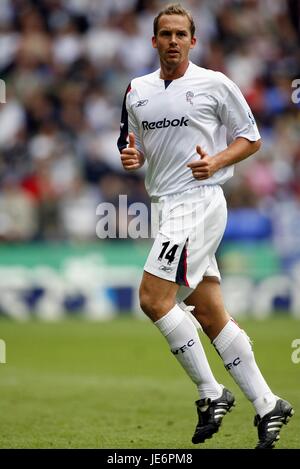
left=159, top=60, right=190, bottom=80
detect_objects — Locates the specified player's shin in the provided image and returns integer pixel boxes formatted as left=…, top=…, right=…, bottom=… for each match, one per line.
left=213, top=319, right=276, bottom=417
left=154, top=304, right=222, bottom=400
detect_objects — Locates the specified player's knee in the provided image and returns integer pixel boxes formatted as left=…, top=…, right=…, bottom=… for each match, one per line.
left=139, top=287, right=155, bottom=318
left=193, top=307, right=214, bottom=335
left=139, top=294, right=161, bottom=319
left=139, top=289, right=172, bottom=321
left=139, top=292, right=152, bottom=317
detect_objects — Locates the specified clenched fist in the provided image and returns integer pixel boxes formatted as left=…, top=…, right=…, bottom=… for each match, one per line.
left=121, top=132, right=144, bottom=171
left=187, top=145, right=218, bottom=180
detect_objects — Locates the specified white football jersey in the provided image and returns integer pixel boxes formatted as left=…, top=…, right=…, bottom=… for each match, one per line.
left=118, top=62, right=260, bottom=198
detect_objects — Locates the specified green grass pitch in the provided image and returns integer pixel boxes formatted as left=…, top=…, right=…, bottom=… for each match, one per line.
left=0, top=316, right=299, bottom=449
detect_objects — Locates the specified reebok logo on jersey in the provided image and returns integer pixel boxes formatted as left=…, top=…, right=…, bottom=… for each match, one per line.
left=142, top=116, right=189, bottom=130
left=135, top=99, right=149, bottom=108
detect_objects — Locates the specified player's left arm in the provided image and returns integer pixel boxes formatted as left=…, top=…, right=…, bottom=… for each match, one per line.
left=188, top=75, right=261, bottom=181
left=187, top=137, right=261, bottom=180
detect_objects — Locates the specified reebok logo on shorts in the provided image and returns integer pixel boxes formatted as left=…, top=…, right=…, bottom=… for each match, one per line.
left=142, top=116, right=189, bottom=130
left=159, top=265, right=174, bottom=273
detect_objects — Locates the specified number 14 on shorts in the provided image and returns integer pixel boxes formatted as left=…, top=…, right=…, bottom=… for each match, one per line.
left=158, top=241, right=179, bottom=265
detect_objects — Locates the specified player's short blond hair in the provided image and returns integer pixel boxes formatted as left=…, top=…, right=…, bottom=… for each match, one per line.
left=153, top=3, right=195, bottom=37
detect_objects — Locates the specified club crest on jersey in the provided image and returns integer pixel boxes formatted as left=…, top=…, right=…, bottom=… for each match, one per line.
left=135, top=99, right=149, bottom=108
left=186, top=91, right=194, bottom=105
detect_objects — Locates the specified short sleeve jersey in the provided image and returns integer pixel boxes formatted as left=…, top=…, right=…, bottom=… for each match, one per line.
left=118, top=62, right=260, bottom=198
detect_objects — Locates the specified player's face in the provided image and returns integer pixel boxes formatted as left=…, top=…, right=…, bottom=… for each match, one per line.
left=152, top=15, right=196, bottom=69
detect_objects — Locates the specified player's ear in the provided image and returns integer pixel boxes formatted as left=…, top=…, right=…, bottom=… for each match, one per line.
left=152, top=36, right=157, bottom=49
left=190, top=36, right=196, bottom=49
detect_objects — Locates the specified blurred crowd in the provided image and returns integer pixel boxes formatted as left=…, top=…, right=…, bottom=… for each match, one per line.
left=0, top=0, right=300, bottom=256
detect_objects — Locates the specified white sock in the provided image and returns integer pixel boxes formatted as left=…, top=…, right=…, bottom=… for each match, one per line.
left=213, top=319, right=276, bottom=417
left=154, top=304, right=222, bottom=400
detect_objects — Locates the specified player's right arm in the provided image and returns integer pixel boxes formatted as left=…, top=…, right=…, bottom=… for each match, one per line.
left=117, top=83, right=145, bottom=171
left=120, top=132, right=144, bottom=171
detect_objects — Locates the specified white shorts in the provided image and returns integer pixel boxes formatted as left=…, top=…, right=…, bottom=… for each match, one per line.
left=144, top=185, right=227, bottom=303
